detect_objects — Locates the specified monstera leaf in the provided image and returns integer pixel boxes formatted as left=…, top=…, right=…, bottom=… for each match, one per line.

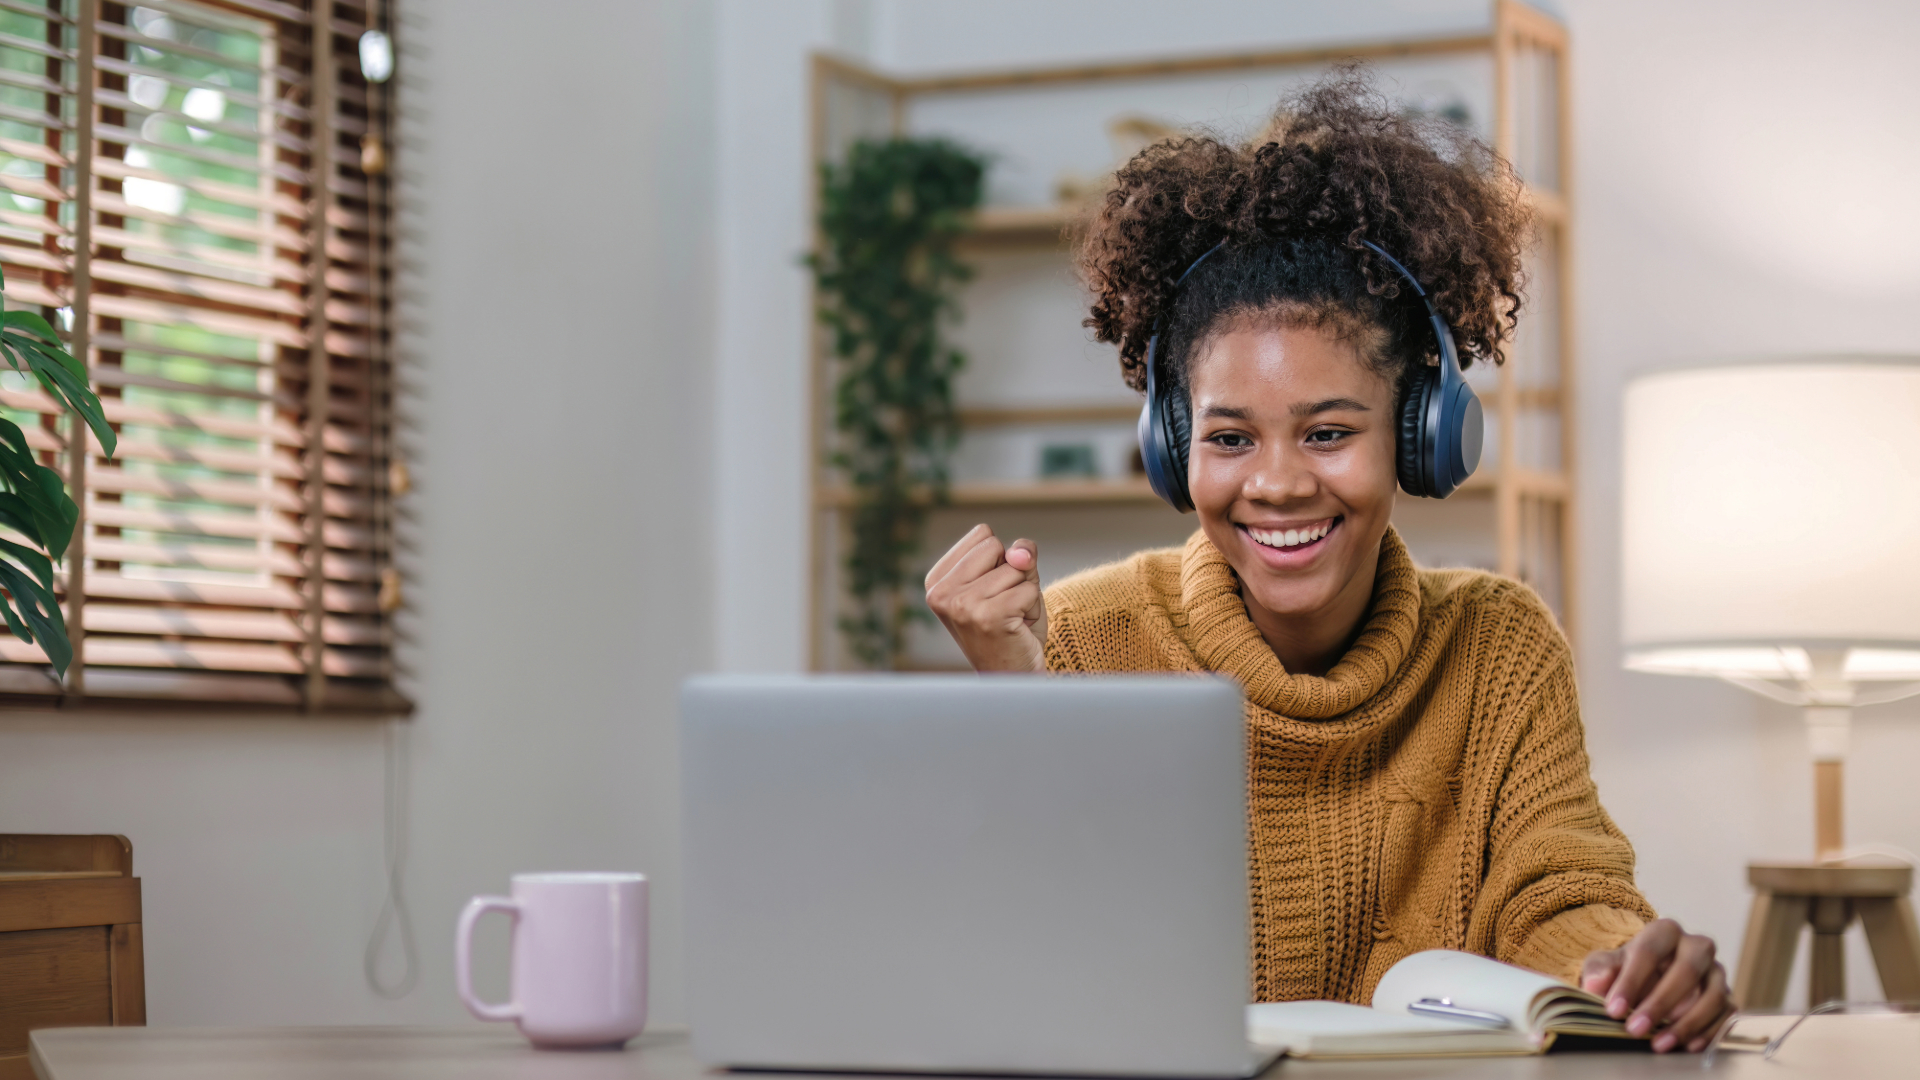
left=0, top=265, right=114, bottom=676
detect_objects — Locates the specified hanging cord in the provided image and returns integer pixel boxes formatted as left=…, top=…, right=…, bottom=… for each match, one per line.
left=364, top=716, right=419, bottom=998
left=358, top=0, right=414, bottom=1001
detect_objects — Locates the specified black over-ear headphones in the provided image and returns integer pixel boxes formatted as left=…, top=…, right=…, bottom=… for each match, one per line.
left=1136, top=239, right=1484, bottom=511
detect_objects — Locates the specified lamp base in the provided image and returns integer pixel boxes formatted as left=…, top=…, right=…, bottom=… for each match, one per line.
left=1733, top=861, right=1920, bottom=1008
left=1805, top=705, right=1849, bottom=861
left=1815, top=759, right=1844, bottom=861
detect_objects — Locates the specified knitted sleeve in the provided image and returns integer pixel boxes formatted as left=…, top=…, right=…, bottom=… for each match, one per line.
left=1464, top=609, right=1656, bottom=984
left=1042, top=596, right=1091, bottom=673
left=1041, top=588, right=1145, bottom=674
left=1040, top=549, right=1186, bottom=674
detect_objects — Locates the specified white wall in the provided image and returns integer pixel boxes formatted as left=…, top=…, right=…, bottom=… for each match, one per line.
left=0, top=0, right=716, bottom=1027
left=712, top=2, right=836, bottom=671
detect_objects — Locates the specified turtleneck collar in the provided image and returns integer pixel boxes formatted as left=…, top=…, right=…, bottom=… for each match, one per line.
left=1178, top=526, right=1422, bottom=719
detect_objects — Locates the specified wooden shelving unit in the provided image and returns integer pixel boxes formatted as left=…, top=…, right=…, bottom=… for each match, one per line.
left=810, top=1, right=1575, bottom=669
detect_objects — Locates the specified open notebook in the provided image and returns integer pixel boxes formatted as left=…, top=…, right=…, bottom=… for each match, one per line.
left=1247, top=950, right=1637, bottom=1059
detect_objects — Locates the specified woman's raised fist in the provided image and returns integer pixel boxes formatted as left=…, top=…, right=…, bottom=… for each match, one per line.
left=923, top=524, right=1047, bottom=673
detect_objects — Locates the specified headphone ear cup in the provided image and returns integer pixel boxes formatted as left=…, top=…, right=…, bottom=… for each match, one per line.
left=1397, top=369, right=1433, bottom=497
left=1164, top=384, right=1192, bottom=508
left=1137, top=338, right=1195, bottom=514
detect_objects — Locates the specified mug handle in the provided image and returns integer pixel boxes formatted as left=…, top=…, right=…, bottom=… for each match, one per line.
left=456, top=895, right=522, bottom=1022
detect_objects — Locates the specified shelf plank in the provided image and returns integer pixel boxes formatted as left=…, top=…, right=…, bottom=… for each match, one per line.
left=1436, top=469, right=1567, bottom=499
left=948, top=478, right=1159, bottom=504
left=817, top=469, right=1568, bottom=509
left=1528, top=186, right=1569, bottom=225
left=0, top=871, right=122, bottom=882
left=967, top=189, right=1565, bottom=248
left=1516, top=386, right=1561, bottom=410
left=961, top=204, right=1085, bottom=249
left=957, top=403, right=1139, bottom=428
left=1504, top=468, right=1570, bottom=500
left=885, top=32, right=1500, bottom=95
left=819, top=477, right=1159, bottom=508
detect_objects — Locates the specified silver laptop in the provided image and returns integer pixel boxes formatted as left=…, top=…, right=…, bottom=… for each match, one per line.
left=681, top=675, right=1273, bottom=1078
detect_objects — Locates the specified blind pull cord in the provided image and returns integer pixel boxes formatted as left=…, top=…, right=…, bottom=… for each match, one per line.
left=364, top=715, right=419, bottom=999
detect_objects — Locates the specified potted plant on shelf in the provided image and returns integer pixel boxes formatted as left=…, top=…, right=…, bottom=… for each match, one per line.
left=809, top=137, right=986, bottom=669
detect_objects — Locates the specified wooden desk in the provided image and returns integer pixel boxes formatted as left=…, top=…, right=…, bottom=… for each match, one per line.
left=27, top=1018, right=1920, bottom=1080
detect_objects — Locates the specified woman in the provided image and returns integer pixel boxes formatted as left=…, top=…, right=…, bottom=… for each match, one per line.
left=924, top=73, right=1733, bottom=1053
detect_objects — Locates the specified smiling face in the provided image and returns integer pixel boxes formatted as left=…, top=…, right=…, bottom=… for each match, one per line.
left=1186, top=321, right=1400, bottom=669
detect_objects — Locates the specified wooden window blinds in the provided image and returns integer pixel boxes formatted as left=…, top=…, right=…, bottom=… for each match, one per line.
left=0, top=0, right=405, bottom=712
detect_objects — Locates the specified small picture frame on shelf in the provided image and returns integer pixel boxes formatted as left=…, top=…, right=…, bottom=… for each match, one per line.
left=1039, top=443, right=1100, bottom=479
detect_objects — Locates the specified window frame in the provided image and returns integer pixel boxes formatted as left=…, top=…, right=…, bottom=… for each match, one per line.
left=0, top=0, right=405, bottom=714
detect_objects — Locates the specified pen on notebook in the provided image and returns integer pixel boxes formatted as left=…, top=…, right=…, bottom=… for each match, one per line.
left=1408, top=998, right=1511, bottom=1029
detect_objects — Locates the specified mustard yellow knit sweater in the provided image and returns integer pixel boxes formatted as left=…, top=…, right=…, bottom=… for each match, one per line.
left=1041, top=527, right=1654, bottom=1003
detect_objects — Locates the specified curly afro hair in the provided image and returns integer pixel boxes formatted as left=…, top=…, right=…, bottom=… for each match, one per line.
left=1076, top=66, right=1532, bottom=399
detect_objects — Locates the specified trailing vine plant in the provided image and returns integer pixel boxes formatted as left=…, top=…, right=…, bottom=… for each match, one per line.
left=809, top=137, right=986, bottom=668
left=0, top=266, right=116, bottom=676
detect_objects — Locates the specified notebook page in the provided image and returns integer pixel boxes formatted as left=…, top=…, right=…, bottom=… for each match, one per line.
left=1248, top=1001, right=1468, bottom=1041
left=1369, top=950, right=1574, bottom=1035
left=1248, top=1000, right=1536, bottom=1058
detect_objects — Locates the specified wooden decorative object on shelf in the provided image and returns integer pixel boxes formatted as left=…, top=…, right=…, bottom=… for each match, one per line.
left=809, top=1, right=1575, bottom=669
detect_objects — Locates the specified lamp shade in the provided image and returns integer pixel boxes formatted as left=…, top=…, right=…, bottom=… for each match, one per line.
left=1621, top=360, right=1920, bottom=679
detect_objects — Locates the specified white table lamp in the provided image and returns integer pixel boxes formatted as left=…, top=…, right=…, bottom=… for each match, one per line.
left=1622, top=359, right=1920, bottom=1008
left=1621, top=359, right=1920, bottom=858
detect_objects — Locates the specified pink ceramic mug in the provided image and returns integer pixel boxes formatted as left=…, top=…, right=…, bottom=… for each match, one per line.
left=456, top=872, right=648, bottom=1048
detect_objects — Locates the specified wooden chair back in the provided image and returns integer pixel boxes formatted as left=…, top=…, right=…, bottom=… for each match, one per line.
left=0, top=834, right=144, bottom=1080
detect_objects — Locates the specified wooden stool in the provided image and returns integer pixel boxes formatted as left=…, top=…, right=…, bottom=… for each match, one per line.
left=1733, top=861, right=1920, bottom=1009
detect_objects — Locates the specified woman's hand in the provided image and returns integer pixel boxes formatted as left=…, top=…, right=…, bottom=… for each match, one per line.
left=924, top=524, right=1047, bottom=673
left=1580, top=918, right=1734, bottom=1053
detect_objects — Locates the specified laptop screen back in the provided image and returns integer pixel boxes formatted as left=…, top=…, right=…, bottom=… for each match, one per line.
left=681, top=675, right=1253, bottom=1077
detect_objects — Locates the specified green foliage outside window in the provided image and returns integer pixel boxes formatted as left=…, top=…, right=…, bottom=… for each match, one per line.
left=95, top=6, right=284, bottom=585
left=0, top=2, right=266, bottom=675
left=809, top=138, right=986, bottom=668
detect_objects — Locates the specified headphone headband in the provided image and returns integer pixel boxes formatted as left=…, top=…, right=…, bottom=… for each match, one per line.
left=1354, top=240, right=1480, bottom=497
left=1173, top=240, right=1227, bottom=289
left=1357, top=239, right=1429, bottom=299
